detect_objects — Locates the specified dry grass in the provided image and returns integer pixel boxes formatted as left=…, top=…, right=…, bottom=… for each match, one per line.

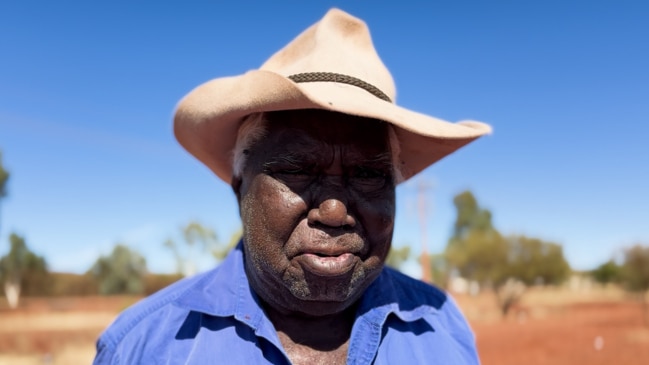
left=0, top=296, right=137, bottom=365
left=0, top=344, right=96, bottom=365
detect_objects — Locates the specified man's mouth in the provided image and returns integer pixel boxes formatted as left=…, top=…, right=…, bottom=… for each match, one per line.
left=296, top=252, right=357, bottom=277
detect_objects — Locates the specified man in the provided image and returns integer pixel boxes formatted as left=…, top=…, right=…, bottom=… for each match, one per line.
left=94, top=8, right=490, bottom=365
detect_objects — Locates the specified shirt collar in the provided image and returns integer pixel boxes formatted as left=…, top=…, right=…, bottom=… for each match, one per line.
left=357, top=266, right=446, bottom=326
left=173, top=241, right=272, bottom=334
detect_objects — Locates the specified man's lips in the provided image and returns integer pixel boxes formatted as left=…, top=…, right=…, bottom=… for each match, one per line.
left=295, top=252, right=358, bottom=277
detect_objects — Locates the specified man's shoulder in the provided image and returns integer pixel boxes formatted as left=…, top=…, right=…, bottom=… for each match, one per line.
left=378, top=267, right=474, bottom=332
left=369, top=268, right=479, bottom=364
left=94, top=246, right=259, bottom=364
left=97, top=269, right=215, bottom=351
left=380, top=266, right=448, bottom=310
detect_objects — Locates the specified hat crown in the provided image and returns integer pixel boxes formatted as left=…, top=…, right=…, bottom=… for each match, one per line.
left=260, top=8, right=396, bottom=102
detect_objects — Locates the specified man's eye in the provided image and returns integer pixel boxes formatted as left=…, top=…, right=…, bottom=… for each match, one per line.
left=352, top=167, right=387, bottom=179
left=275, top=164, right=316, bottom=176
left=272, top=165, right=316, bottom=186
left=349, top=167, right=390, bottom=191
left=277, top=168, right=309, bottom=175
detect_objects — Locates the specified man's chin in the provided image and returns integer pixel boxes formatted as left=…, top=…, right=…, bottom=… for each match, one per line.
left=288, top=281, right=357, bottom=304
left=284, top=272, right=373, bottom=314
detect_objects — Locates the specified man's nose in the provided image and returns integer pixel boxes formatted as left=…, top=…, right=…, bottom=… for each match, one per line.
left=307, top=199, right=356, bottom=228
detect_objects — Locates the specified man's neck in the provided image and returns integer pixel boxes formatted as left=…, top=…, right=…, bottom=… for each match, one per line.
left=264, top=304, right=357, bottom=365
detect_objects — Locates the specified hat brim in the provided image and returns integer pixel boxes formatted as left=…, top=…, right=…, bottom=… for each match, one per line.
left=174, top=70, right=491, bottom=184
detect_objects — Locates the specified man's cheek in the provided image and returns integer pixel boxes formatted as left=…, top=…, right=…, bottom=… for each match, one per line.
left=361, top=204, right=395, bottom=231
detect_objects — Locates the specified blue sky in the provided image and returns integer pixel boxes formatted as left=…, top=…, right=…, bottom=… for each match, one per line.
left=1, top=1, right=647, bottom=275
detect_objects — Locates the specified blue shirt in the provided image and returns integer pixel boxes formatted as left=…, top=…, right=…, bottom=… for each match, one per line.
left=94, top=243, right=479, bottom=364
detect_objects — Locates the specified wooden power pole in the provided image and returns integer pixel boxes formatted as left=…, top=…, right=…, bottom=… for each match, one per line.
left=418, top=179, right=433, bottom=283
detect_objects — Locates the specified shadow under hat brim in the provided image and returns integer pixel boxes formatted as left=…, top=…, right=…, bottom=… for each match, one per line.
left=174, top=69, right=492, bottom=184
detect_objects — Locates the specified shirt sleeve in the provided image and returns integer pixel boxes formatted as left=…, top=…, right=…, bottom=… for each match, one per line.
left=93, top=337, right=119, bottom=365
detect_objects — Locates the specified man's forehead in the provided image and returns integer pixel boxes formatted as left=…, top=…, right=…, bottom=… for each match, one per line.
left=263, top=109, right=391, bottom=145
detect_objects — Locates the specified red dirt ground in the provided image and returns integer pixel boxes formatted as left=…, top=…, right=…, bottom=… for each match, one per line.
left=457, top=289, right=649, bottom=365
left=472, top=301, right=649, bottom=365
left=0, top=290, right=647, bottom=364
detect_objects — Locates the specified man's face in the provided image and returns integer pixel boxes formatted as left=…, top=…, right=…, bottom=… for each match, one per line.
left=234, top=109, right=396, bottom=316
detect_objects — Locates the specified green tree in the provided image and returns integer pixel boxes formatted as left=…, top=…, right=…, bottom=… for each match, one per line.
left=0, top=150, right=10, bottom=238
left=164, top=221, right=233, bottom=276
left=91, top=244, right=147, bottom=295
left=386, top=245, right=411, bottom=271
left=426, top=253, right=450, bottom=288
left=445, top=190, right=571, bottom=317
left=216, top=227, right=242, bottom=261
left=0, top=233, right=48, bottom=308
left=591, top=260, right=622, bottom=285
left=446, top=230, right=509, bottom=286
left=446, top=191, right=505, bottom=286
left=620, top=244, right=649, bottom=325
left=504, top=235, right=571, bottom=286
left=450, top=191, right=495, bottom=242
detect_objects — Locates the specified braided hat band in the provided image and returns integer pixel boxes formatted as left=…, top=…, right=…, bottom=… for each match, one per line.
left=288, top=72, right=392, bottom=103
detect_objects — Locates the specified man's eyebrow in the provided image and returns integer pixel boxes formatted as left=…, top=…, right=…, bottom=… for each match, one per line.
left=261, top=150, right=393, bottom=170
left=262, top=152, right=314, bottom=169
left=353, top=152, right=393, bottom=167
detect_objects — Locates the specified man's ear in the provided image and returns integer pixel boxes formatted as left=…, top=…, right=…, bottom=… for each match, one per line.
left=231, top=175, right=243, bottom=203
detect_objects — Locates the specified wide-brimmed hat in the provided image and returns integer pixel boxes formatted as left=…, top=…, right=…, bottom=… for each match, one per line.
left=174, top=8, right=491, bottom=184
